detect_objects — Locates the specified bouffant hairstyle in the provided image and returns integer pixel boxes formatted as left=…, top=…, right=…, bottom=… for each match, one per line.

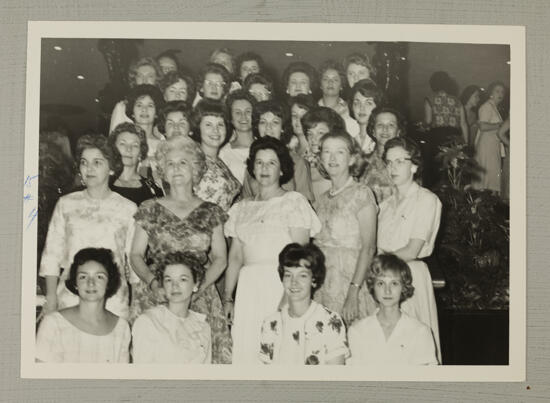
left=157, top=100, right=192, bottom=135
left=319, top=129, right=368, bottom=179
left=190, top=99, right=228, bottom=145
left=282, top=61, right=319, bottom=93
left=288, top=93, right=316, bottom=112
left=348, top=79, right=386, bottom=119
left=65, top=248, right=121, bottom=299
left=343, top=53, right=376, bottom=84
left=197, top=63, right=231, bottom=96
left=76, top=134, right=123, bottom=179
left=300, top=106, right=346, bottom=134
left=127, top=57, right=163, bottom=88
left=319, top=59, right=346, bottom=89
left=156, top=250, right=206, bottom=285
left=243, top=73, right=274, bottom=96
left=125, top=84, right=165, bottom=123
left=278, top=242, right=326, bottom=292
left=459, top=85, right=481, bottom=107
left=252, top=100, right=293, bottom=145
left=382, top=136, right=423, bottom=181
left=366, top=254, right=414, bottom=304
left=225, top=89, right=257, bottom=132
left=209, top=47, right=236, bottom=74
left=155, top=135, right=207, bottom=186
left=429, top=71, right=455, bottom=94
left=246, top=136, right=294, bottom=185
left=159, top=70, right=196, bottom=103
left=156, top=50, right=180, bottom=71
left=108, top=122, right=148, bottom=162
left=235, top=51, right=264, bottom=77
left=366, top=106, right=407, bottom=139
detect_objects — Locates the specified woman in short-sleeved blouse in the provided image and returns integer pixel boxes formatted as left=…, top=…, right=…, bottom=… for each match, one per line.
left=223, top=137, right=321, bottom=364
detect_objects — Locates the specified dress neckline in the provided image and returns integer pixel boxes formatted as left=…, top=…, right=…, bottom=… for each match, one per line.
left=56, top=311, right=120, bottom=337
left=156, top=199, right=207, bottom=222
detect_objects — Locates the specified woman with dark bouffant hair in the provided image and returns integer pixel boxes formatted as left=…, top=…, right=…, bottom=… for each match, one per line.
left=39, top=134, right=137, bottom=320
left=36, top=248, right=131, bottom=363
left=224, top=136, right=321, bottom=364
left=347, top=254, right=438, bottom=365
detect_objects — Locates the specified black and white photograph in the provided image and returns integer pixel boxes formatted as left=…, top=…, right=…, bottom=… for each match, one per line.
left=21, top=21, right=525, bottom=381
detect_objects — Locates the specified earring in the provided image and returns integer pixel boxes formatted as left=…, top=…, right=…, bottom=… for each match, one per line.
left=78, top=172, right=85, bottom=186
left=193, top=286, right=199, bottom=293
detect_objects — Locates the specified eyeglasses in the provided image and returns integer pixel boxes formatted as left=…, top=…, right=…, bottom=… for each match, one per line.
left=204, top=80, right=226, bottom=89
left=385, top=158, right=411, bottom=167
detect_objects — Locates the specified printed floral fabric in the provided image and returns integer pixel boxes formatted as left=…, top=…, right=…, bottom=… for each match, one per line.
left=313, top=181, right=378, bottom=321
left=130, top=199, right=232, bottom=364
left=259, top=301, right=349, bottom=365
left=35, top=312, right=131, bottom=363
left=39, top=190, right=137, bottom=319
left=195, top=155, right=241, bottom=212
left=360, top=151, right=394, bottom=204
left=427, top=93, right=461, bottom=128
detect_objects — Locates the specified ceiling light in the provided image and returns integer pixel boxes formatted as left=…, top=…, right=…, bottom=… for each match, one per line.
left=77, top=75, right=85, bottom=80
left=285, top=52, right=294, bottom=57
left=53, top=46, right=62, bottom=51
left=506, top=61, right=511, bottom=65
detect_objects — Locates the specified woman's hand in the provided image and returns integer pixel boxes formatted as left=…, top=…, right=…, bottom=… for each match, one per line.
left=223, top=301, right=234, bottom=325
left=342, top=288, right=359, bottom=324
left=149, top=279, right=166, bottom=304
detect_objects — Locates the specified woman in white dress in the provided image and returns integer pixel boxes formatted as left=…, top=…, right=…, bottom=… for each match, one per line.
left=36, top=248, right=131, bottom=363
left=223, top=136, right=321, bottom=364
left=377, top=136, right=442, bottom=361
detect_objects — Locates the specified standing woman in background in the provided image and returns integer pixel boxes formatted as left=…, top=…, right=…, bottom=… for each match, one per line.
left=460, top=85, right=481, bottom=146
left=348, top=79, right=384, bottom=155
left=474, top=81, right=507, bottom=194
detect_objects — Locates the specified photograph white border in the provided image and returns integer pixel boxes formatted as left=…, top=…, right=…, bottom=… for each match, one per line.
left=21, top=21, right=526, bottom=381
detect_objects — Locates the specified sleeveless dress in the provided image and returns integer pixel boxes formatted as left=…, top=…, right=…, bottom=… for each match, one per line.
left=313, top=181, right=378, bottom=321
left=474, top=100, right=503, bottom=192
left=377, top=181, right=442, bottom=363
left=130, top=199, right=232, bottom=364
left=225, top=191, right=321, bottom=364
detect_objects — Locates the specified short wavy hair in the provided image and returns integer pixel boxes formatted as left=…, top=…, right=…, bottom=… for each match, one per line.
left=288, top=93, right=316, bottom=113
left=155, top=135, right=207, bottom=186
left=157, top=100, right=192, bottom=135
left=429, top=71, right=455, bottom=94
left=319, top=59, right=346, bottom=88
left=156, top=250, right=206, bottom=285
left=225, top=89, right=257, bottom=131
left=252, top=100, right=293, bottom=145
left=348, top=79, right=386, bottom=119
left=278, top=242, right=326, bottom=292
left=159, top=70, right=196, bottom=103
left=108, top=122, right=148, bottom=162
left=197, top=62, right=231, bottom=96
left=76, top=134, right=123, bottom=179
left=125, top=84, right=165, bottom=123
left=282, top=61, right=319, bottom=93
left=127, top=57, right=163, bottom=88
left=235, top=52, right=264, bottom=78
left=319, top=129, right=368, bottom=179
left=209, top=47, right=236, bottom=74
left=243, top=73, right=274, bottom=96
left=246, top=136, right=294, bottom=185
left=190, top=99, right=228, bottom=146
left=366, top=254, right=414, bottom=304
left=343, top=52, right=376, bottom=85
left=459, top=85, right=481, bottom=107
left=366, top=106, right=407, bottom=139
left=301, top=106, right=346, bottom=134
left=65, top=248, right=121, bottom=300
left=382, top=136, right=423, bottom=182
left=486, top=80, right=507, bottom=98
left=156, top=50, right=180, bottom=71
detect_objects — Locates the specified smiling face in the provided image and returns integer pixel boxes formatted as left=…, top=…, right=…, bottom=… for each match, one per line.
left=282, top=262, right=314, bottom=304
left=373, top=270, right=403, bottom=308
left=352, top=92, right=377, bottom=125
left=135, top=65, right=158, bottom=86
left=291, top=104, right=308, bottom=136
left=320, top=136, right=354, bottom=179
left=79, top=148, right=111, bottom=189
left=158, top=56, right=178, bottom=75
left=253, top=148, right=282, bottom=187
left=231, top=99, right=253, bottom=132
left=75, top=260, right=109, bottom=302
left=163, top=263, right=196, bottom=305
left=258, top=111, right=283, bottom=140
left=306, top=121, right=330, bottom=154
left=164, top=149, right=194, bottom=186
left=385, top=146, right=417, bottom=187
left=491, top=85, right=505, bottom=105
left=374, top=112, right=400, bottom=149
left=115, top=131, right=141, bottom=167
left=320, top=68, right=342, bottom=97
left=201, top=72, right=225, bottom=100
left=133, top=95, right=156, bottom=125
left=239, top=60, right=260, bottom=81
left=346, top=63, right=370, bottom=88
left=164, top=111, right=190, bottom=139
left=200, top=115, right=226, bottom=149
left=287, top=72, right=311, bottom=97
left=164, top=79, right=188, bottom=102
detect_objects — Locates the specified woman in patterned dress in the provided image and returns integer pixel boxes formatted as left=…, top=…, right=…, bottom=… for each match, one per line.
left=192, top=99, right=241, bottom=211
left=313, top=129, right=378, bottom=325
left=129, top=135, right=232, bottom=364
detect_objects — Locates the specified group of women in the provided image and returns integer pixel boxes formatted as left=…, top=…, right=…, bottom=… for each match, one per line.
left=36, top=47, right=500, bottom=366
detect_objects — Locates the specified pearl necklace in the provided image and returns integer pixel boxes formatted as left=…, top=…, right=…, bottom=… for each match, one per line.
left=328, top=177, right=354, bottom=197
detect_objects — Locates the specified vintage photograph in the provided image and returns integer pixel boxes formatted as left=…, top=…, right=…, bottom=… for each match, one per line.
left=21, top=22, right=525, bottom=380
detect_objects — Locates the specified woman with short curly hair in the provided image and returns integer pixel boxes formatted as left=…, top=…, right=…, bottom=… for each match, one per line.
left=129, top=135, right=232, bottom=364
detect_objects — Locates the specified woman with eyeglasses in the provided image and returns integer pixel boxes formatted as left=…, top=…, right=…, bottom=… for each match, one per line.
left=377, top=136, right=442, bottom=363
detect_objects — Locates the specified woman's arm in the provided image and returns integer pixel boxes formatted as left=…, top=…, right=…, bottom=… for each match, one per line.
left=423, top=98, right=433, bottom=127
left=223, top=237, right=244, bottom=322
left=459, top=105, right=469, bottom=144
left=342, top=203, right=377, bottom=324
left=129, top=225, right=163, bottom=300
left=478, top=121, right=502, bottom=131
left=391, top=238, right=426, bottom=262
left=497, top=117, right=510, bottom=146
left=198, top=224, right=227, bottom=292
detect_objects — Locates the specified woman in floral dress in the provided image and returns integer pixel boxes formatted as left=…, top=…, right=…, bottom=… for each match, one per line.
left=313, top=129, right=378, bottom=325
left=129, top=135, right=232, bottom=364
